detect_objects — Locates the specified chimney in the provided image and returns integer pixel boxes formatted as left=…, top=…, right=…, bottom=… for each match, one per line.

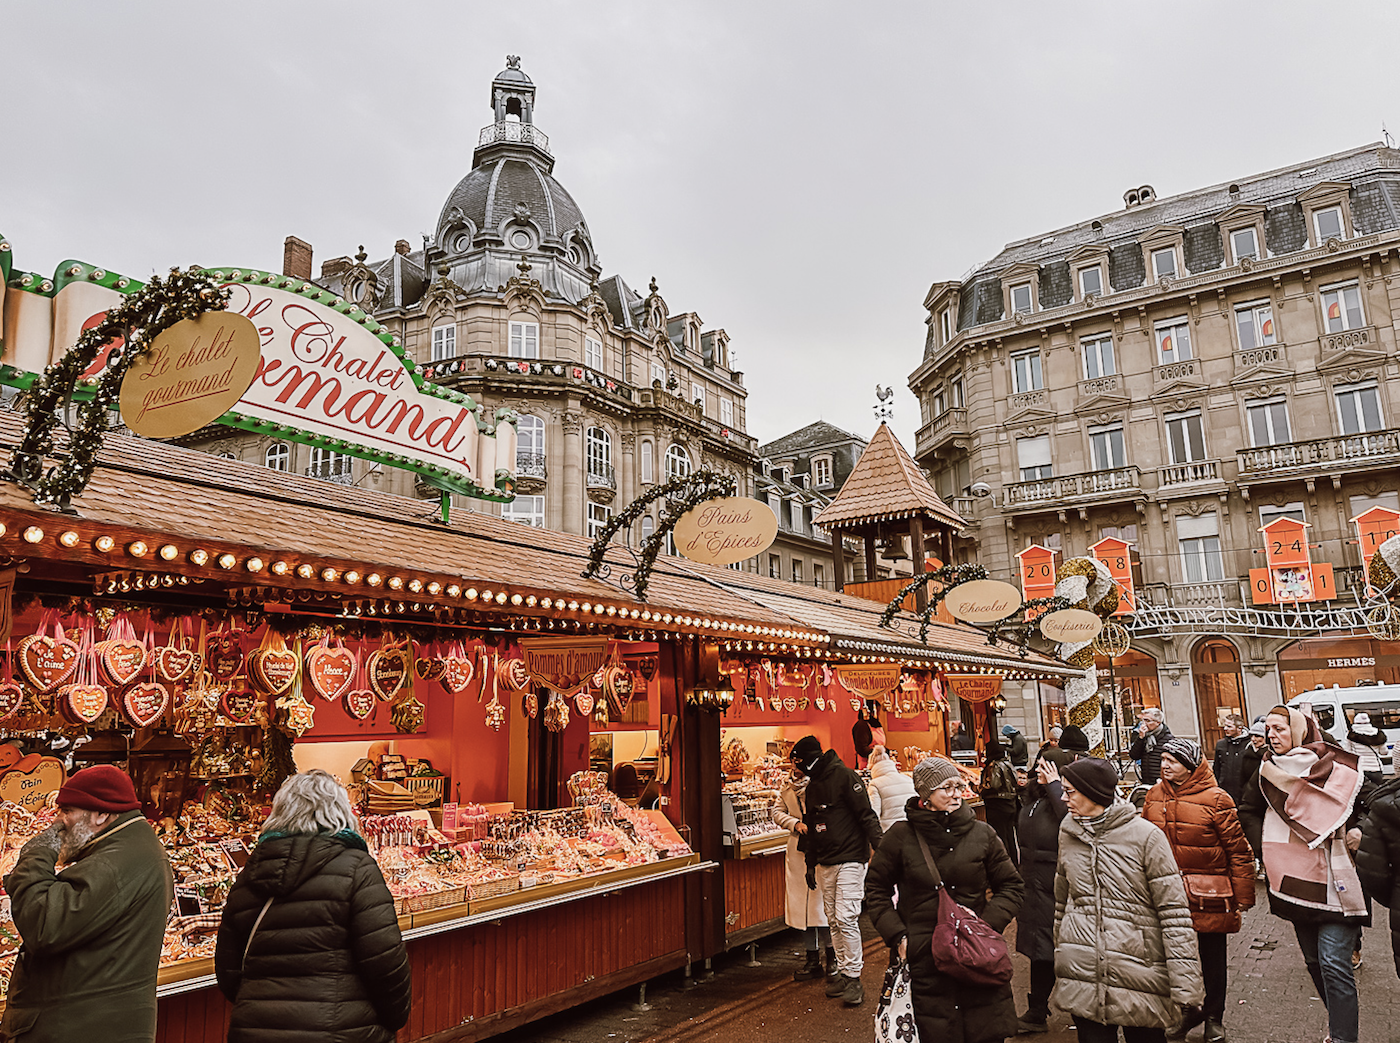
left=283, top=236, right=313, bottom=280
left=395, top=239, right=412, bottom=256
left=321, top=255, right=352, bottom=279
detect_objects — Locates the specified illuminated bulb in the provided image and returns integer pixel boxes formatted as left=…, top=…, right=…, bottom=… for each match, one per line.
left=580, top=603, right=592, bottom=614
left=662, top=614, right=673, bottom=624
left=630, top=609, right=640, bottom=619
left=466, top=588, right=479, bottom=601
left=22, top=527, right=44, bottom=544
left=216, top=553, right=236, bottom=569
left=641, top=610, right=652, bottom=621
left=387, top=576, right=404, bottom=590
left=187, top=547, right=207, bottom=564
left=321, top=568, right=338, bottom=582
left=246, top=557, right=264, bottom=573
left=606, top=605, right=617, bottom=616
left=127, top=540, right=148, bottom=556
left=495, top=592, right=507, bottom=604
left=296, top=563, right=314, bottom=579
left=59, top=531, right=80, bottom=548
left=407, top=579, right=423, bottom=593
left=271, top=561, right=289, bottom=576
left=568, top=600, right=579, bottom=611
left=427, top=581, right=441, bottom=595
left=540, top=597, right=552, bottom=609
left=367, top=573, right=383, bottom=587
left=345, top=571, right=362, bottom=584
left=446, top=584, right=461, bottom=597
left=510, top=594, right=523, bottom=606
left=480, top=589, right=492, bottom=602
left=0, top=523, right=6, bottom=538
left=525, top=595, right=537, bottom=607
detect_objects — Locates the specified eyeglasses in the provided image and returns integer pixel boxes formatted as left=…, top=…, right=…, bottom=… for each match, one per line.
left=930, top=780, right=964, bottom=795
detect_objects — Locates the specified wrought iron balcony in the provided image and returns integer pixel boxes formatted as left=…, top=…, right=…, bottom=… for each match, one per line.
left=586, top=465, right=616, bottom=490
left=914, top=408, right=970, bottom=460
left=1002, top=466, right=1143, bottom=512
left=306, top=464, right=353, bottom=485
left=1157, top=459, right=1222, bottom=488
left=477, top=121, right=550, bottom=155
left=1237, top=428, right=1400, bottom=480
left=423, top=356, right=635, bottom=402
left=1139, top=580, right=1242, bottom=608
left=516, top=453, right=547, bottom=479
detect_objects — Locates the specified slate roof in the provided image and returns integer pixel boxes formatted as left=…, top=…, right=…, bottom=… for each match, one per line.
left=813, top=423, right=965, bottom=530
left=759, top=421, right=865, bottom=458
left=0, top=416, right=1068, bottom=676
left=436, top=157, right=589, bottom=246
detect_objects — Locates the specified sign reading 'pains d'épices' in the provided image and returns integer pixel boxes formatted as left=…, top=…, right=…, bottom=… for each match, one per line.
left=672, top=497, right=778, bottom=566
left=119, top=312, right=261, bottom=438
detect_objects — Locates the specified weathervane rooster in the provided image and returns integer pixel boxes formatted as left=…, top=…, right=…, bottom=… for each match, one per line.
left=874, top=384, right=894, bottom=421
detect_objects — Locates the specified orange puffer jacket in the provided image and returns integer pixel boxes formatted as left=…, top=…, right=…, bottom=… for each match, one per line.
left=1143, top=760, right=1255, bottom=933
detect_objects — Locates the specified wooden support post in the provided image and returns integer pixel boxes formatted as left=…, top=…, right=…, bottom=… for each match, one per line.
left=910, top=515, right=927, bottom=613
left=832, top=527, right=846, bottom=592
left=864, top=530, right=878, bottom=584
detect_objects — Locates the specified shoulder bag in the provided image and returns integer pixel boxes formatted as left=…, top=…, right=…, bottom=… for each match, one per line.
left=914, top=830, right=1014, bottom=987
left=1181, top=873, right=1236, bottom=911
left=242, top=896, right=275, bottom=972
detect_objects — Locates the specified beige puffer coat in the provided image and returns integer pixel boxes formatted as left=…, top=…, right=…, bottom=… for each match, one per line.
left=1055, top=800, right=1203, bottom=1028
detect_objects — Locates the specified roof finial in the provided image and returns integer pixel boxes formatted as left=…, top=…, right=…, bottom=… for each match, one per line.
left=648, top=276, right=658, bottom=295
left=355, top=245, right=367, bottom=262
left=517, top=254, right=532, bottom=277
left=874, top=384, right=894, bottom=422
left=506, top=55, right=521, bottom=70
left=1386, top=122, right=1395, bottom=149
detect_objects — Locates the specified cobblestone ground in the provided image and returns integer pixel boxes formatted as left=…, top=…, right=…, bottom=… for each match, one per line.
left=500, top=883, right=1396, bottom=1043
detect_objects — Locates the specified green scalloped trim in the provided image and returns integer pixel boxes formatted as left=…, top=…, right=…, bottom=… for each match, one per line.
left=0, top=236, right=11, bottom=287
left=50, top=259, right=146, bottom=296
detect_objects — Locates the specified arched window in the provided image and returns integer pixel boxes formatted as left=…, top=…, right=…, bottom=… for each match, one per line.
left=640, top=515, right=655, bottom=544
left=586, top=427, right=613, bottom=485
left=264, top=443, right=289, bottom=471
left=217, top=452, right=237, bottom=461
left=516, top=414, right=545, bottom=476
left=665, top=444, right=691, bottom=480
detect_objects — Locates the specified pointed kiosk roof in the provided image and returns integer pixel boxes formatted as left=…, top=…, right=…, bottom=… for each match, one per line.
left=813, top=422, right=966, bottom=531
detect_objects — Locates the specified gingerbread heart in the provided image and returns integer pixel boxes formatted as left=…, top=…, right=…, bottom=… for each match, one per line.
left=368, top=648, right=411, bottom=702
left=344, top=688, right=376, bottom=720
left=0, top=682, right=22, bottom=723
left=209, top=637, right=242, bottom=682
left=250, top=648, right=299, bottom=696
left=415, top=657, right=444, bottom=681
left=574, top=689, right=595, bottom=716
left=18, top=634, right=80, bottom=692
left=155, top=646, right=199, bottom=684
left=220, top=687, right=257, bottom=724
left=60, top=683, right=109, bottom=724
left=305, top=645, right=357, bottom=701
left=97, top=640, right=148, bottom=688
left=439, top=656, right=474, bottom=694
left=123, top=682, right=171, bottom=728
left=523, top=692, right=538, bottom=718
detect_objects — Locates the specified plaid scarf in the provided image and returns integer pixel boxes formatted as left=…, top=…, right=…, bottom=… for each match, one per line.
left=1259, top=706, right=1366, bottom=917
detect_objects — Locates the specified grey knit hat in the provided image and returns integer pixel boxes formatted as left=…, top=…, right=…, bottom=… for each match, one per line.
left=912, top=757, right=962, bottom=800
left=1160, top=737, right=1202, bottom=772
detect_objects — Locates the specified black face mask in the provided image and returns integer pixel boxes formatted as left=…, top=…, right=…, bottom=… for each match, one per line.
left=793, top=757, right=819, bottom=776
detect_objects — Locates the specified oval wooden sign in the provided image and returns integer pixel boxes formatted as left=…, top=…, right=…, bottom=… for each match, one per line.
left=672, top=497, right=778, bottom=566
left=120, top=311, right=261, bottom=438
left=1039, top=608, right=1104, bottom=643
left=945, top=579, right=1023, bottom=624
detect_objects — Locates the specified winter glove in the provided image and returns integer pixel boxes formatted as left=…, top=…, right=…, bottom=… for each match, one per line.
left=18, top=823, right=61, bottom=861
left=805, top=868, right=817, bottom=891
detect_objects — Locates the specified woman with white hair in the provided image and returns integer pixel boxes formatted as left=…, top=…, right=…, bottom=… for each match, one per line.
left=215, top=770, right=412, bottom=1042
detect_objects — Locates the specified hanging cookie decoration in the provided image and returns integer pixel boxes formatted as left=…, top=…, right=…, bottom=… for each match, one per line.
left=305, top=634, right=357, bottom=701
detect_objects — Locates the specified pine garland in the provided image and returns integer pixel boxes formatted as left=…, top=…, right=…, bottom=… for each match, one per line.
left=877, top=563, right=1069, bottom=651
left=6, top=268, right=229, bottom=510
left=255, top=724, right=297, bottom=794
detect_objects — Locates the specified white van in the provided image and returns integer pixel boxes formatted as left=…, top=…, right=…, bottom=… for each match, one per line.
left=1288, top=684, right=1400, bottom=775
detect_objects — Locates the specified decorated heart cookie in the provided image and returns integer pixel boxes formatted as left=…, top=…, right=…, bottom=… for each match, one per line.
left=415, top=657, right=445, bottom=681
left=344, top=688, right=376, bottom=720
left=439, top=656, right=474, bottom=694
left=0, top=683, right=23, bottom=723
left=220, top=687, right=258, bottom=724
left=306, top=645, right=357, bottom=701
left=0, top=755, right=66, bottom=813
left=574, top=689, right=595, bottom=716
left=368, top=648, right=411, bottom=702
left=496, top=658, right=530, bottom=692
left=602, top=664, right=634, bottom=718
left=97, top=640, right=148, bottom=688
left=123, top=682, right=171, bottom=728
left=783, top=696, right=798, bottom=713
left=18, top=634, right=80, bottom=692
left=250, top=648, right=299, bottom=696
left=155, top=646, right=200, bottom=684
left=60, top=683, right=109, bottom=724
left=209, top=637, right=242, bottom=682
left=523, top=692, right=538, bottom=718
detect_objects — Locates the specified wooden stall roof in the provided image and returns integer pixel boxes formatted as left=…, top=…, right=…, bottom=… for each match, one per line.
left=812, top=422, right=964, bottom=530
left=0, top=416, right=1071, bottom=677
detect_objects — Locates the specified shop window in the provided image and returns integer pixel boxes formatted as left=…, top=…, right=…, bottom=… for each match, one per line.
left=264, top=442, right=290, bottom=472
left=1081, top=335, right=1116, bottom=379
left=509, top=321, right=539, bottom=359
left=1016, top=436, right=1052, bottom=481
left=503, top=494, right=544, bottom=527
left=431, top=324, right=456, bottom=361
left=1155, top=318, right=1193, bottom=364
left=1192, top=638, right=1245, bottom=753
left=1235, top=301, right=1276, bottom=350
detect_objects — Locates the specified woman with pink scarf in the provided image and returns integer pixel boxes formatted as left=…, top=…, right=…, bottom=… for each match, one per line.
left=1238, top=705, right=1370, bottom=1043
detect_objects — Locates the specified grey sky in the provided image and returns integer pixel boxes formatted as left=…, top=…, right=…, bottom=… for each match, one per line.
left=5, top=1, right=1400, bottom=451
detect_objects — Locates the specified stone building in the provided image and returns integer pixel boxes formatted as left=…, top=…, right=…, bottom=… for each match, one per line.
left=910, top=142, right=1400, bottom=750
left=188, top=56, right=756, bottom=539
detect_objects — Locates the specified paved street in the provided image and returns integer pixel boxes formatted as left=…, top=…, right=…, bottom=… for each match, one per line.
left=502, top=883, right=1396, bottom=1043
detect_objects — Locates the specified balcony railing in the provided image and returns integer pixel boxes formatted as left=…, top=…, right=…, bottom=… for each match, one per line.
left=1233, top=342, right=1285, bottom=375
left=1154, top=358, right=1200, bottom=386
left=1008, top=389, right=1049, bottom=412
left=306, top=465, right=353, bottom=485
left=1140, top=580, right=1242, bottom=607
left=915, top=407, right=970, bottom=459
left=1237, top=428, right=1400, bottom=477
left=1157, top=459, right=1221, bottom=487
left=516, top=453, right=546, bottom=479
left=423, top=355, right=636, bottom=402
left=1003, top=466, right=1142, bottom=509
left=586, top=465, right=616, bottom=490
left=1320, top=324, right=1377, bottom=355
left=477, top=120, right=551, bottom=155
left=1078, top=373, right=1123, bottom=399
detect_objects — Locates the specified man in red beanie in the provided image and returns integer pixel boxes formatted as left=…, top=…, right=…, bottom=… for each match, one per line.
left=2, top=764, right=174, bottom=1042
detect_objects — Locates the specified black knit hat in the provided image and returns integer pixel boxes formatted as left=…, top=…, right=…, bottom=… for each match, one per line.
left=1058, top=725, right=1090, bottom=753
left=1062, top=758, right=1118, bottom=808
left=791, top=735, right=823, bottom=764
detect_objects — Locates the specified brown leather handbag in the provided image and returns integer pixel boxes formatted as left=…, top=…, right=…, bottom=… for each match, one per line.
left=1182, top=873, right=1236, bottom=911
left=915, top=831, right=1014, bottom=987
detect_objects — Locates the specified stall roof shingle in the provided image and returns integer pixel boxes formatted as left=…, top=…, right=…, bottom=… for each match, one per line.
left=813, top=422, right=965, bottom=531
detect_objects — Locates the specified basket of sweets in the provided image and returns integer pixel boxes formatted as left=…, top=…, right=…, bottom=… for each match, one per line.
left=468, top=873, right=520, bottom=900
left=406, top=886, right=465, bottom=913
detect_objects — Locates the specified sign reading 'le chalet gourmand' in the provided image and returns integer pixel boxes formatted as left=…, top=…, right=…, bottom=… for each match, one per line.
left=0, top=248, right=517, bottom=502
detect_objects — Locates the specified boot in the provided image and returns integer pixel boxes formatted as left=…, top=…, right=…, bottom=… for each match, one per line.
left=823, top=946, right=839, bottom=983
left=793, top=950, right=824, bottom=981
left=1203, top=1019, right=1226, bottom=1043
left=841, top=974, right=864, bottom=1006
left=1168, top=1005, right=1205, bottom=1040
left=1016, top=1016, right=1049, bottom=1034
left=825, top=973, right=847, bottom=998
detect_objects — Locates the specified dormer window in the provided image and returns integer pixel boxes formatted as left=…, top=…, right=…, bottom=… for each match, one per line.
left=1314, top=206, right=1344, bottom=242
left=939, top=307, right=954, bottom=344
left=1230, top=227, right=1259, bottom=262
left=1078, top=266, right=1103, bottom=298
left=1010, top=283, right=1034, bottom=315
left=1298, top=182, right=1354, bottom=247
left=1151, top=248, right=1178, bottom=280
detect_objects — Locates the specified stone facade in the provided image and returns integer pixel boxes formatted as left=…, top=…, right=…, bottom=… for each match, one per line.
left=910, top=142, right=1400, bottom=749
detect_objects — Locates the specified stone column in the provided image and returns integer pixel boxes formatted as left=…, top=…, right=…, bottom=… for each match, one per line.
left=620, top=431, right=637, bottom=517
left=561, top=405, right=583, bottom=536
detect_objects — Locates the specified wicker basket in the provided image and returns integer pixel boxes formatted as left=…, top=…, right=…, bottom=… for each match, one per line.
left=406, top=775, right=445, bottom=806
left=406, top=886, right=465, bottom=913
left=468, top=874, right=520, bottom=901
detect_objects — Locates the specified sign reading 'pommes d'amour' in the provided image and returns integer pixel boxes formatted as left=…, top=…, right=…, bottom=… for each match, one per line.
left=119, top=312, right=261, bottom=438
left=672, top=497, right=778, bottom=566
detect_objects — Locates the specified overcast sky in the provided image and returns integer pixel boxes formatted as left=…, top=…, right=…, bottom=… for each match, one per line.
left=6, top=2, right=1400, bottom=450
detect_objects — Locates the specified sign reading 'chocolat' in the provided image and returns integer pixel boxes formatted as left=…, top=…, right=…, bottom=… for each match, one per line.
left=672, top=497, right=778, bottom=566
left=944, top=579, right=1023, bottom=625
left=119, top=312, right=261, bottom=438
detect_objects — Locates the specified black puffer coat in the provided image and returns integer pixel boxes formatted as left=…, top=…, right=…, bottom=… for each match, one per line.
left=867, top=798, right=1024, bottom=1043
left=802, top=748, right=883, bottom=868
left=1015, top=777, right=1067, bottom=962
left=1212, top=733, right=1251, bottom=806
left=215, top=831, right=412, bottom=1043
left=1128, top=724, right=1174, bottom=785
left=1357, top=776, right=1400, bottom=977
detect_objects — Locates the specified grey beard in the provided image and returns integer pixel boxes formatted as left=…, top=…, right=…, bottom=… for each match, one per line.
left=57, top=816, right=101, bottom=863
